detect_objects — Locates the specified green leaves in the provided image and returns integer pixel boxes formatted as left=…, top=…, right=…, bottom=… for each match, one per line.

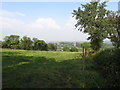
left=2, top=35, right=48, bottom=51
left=3, top=35, right=20, bottom=49
left=47, top=43, right=57, bottom=51
left=81, top=42, right=91, bottom=50
left=72, top=0, right=116, bottom=50
left=20, top=36, right=33, bottom=50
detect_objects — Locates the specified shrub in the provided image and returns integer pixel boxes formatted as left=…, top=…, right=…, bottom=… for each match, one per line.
left=47, top=43, right=57, bottom=51
left=70, top=47, right=78, bottom=52
left=93, top=49, right=120, bottom=87
left=62, top=47, right=70, bottom=52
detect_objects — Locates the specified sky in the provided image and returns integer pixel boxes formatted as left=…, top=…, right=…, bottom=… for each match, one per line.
left=0, top=1, right=119, bottom=42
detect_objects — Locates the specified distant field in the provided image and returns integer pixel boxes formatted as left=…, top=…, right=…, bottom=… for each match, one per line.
left=2, top=49, right=102, bottom=88
left=2, top=49, right=81, bottom=61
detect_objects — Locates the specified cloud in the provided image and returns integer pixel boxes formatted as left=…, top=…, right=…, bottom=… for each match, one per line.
left=0, top=14, right=61, bottom=39
left=0, top=17, right=24, bottom=29
left=0, top=10, right=26, bottom=17
left=30, top=18, right=60, bottom=30
left=15, top=12, right=26, bottom=16
left=0, top=10, right=14, bottom=17
left=55, top=17, right=89, bottom=41
left=1, top=10, right=89, bottom=41
left=0, top=16, right=26, bottom=37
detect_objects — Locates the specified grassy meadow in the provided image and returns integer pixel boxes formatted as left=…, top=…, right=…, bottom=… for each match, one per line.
left=1, top=1, right=120, bottom=88
left=2, top=49, right=105, bottom=88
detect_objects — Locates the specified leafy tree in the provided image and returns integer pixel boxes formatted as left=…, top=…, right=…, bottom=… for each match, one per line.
left=32, top=38, right=47, bottom=51
left=70, top=47, right=78, bottom=52
left=3, top=35, right=20, bottom=49
left=80, top=42, right=91, bottom=72
left=62, top=47, right=70, bottom=52
left=107, top=12, right=120, bottom=48
left=81, top=42, right=91, bottom=57
left=3, top=36, right=11, bottom=48
left=47, top=43, right=57, bottom=51
left=36, top=40, right=47, bottom=51
left=20, top=36, right=33, bottom=50
left=72, top=1, right=112, bottom=51
left=32, top=38, right=39, bottom=50
left=2, top=35, right=48, bottom=51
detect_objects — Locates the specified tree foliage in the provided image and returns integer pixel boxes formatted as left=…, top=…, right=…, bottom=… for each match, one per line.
left=47, top=43, right=57, bottom=51
left=62, top=46, right=78, bottom=52
left=81, top=42, right=91, bottom=57
left=70, top=47, right=78, bottom=52
left=62, top=47, right=70, bottom=52
left=32, top=38, right=47, bottom=50
left=72, top=1, right=116, bottom=51
left=2, top=35, right=48, bottom=51
left=93, top=49, right=120, bottom=87
left=81, top=42, right=91, bottom=50
left=2, top=35, right=20, bottom=49
left=107, top=12, right=120, bottom=48
left=20, top=36, right=33, bottom=50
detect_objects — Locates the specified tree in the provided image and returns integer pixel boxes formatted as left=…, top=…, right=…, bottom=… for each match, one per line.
left=72, top=1, right=112, bottom=51
left=3, top=35, right=20, bottom=49
left=81, top=42, right=91, bottom=58
left=80, top=42, right=91, bottom=72
left=2, top=41, right=7, bottom=48
left=62, top=47, right=70, bottom=52
left=70, top=47, right=78, bottom=52
left=20, top=36, right=33, bottom=50
left=32, top=38, right=39, bottom=50
left=107, top=12, right=120, bottom=48
left=36, top=40, right=47, bottom=51
left=32, top=38, right=47, bottom=50
left=47, top=43, right=57, bottom=51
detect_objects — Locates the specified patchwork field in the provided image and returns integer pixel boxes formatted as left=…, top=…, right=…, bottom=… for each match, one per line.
left=2, top=49, right=102, bottom=88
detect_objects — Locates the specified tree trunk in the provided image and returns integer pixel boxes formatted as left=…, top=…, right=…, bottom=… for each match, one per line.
left=82, top=48, right=86, bottom=72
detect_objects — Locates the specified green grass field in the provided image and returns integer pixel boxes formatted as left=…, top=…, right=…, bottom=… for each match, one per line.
left=2, top=49, right=104, bottom=88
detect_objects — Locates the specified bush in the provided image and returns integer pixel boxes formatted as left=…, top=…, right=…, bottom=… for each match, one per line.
left=62, top=47, right=70, bottom=52
left=93, top=49, right=120, bottom=87
left=70, top=47, right=78, bottom=52
left=47, top=43, right=57, bottom=51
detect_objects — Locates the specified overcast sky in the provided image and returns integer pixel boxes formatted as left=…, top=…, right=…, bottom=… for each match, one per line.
left=0, top=1, right=118, bottom=42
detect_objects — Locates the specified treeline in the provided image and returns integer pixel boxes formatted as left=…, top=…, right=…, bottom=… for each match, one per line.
left=1, top=35, right=80, bottom=52
left=1, top=35, right=114, bottom=52
left=1, top=35, right=57, bottom=51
